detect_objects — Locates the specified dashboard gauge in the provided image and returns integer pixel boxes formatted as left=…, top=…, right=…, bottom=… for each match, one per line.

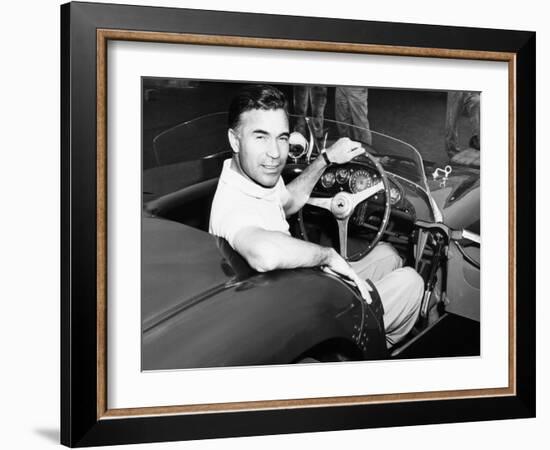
left=335, top=168, right=350, bottom=184
left=349, top=169, right=373, bottom=193
left=389, top=185, right=402, bottom=204
left=320, top=171, right=336, bottom=188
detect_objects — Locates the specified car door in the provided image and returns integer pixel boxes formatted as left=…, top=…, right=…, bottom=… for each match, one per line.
left=445, top=232, right=480, bottom=322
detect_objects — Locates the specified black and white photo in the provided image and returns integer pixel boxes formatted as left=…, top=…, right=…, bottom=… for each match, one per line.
left=141, top=79, right=481, bottom=370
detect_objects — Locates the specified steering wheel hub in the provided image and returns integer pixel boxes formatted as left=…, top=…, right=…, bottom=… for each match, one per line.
left=331, top=192, right=354, bottom=219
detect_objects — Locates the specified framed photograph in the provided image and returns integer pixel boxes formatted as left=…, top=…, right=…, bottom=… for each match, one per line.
left=61, top=1, right=535, bottom=447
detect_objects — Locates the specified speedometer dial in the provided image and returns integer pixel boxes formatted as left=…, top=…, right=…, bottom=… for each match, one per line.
left=349, top=169, right=373, bottom=193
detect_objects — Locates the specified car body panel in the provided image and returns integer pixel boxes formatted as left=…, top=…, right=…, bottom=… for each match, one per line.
left=142, top=217, right=236, bottom=329
left=142, top=217, right=388, bottom=370
left=445, top=242, right=480, bottom=322
left=425, top=163, right=480, bottom=321
left=427, top=163, right=480, bottom=233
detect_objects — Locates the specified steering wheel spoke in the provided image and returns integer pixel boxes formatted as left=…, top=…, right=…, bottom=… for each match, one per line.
left=350, top=181, right=384, bottom=207
left=300, top=153, right=391, bottom=260
left=337, top=217, right=350, bottom=259
left=306, top=196, right=332, bottom=211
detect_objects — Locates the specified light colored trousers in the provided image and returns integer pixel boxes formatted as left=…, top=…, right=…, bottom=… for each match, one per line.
left=350, top=243, right=423, bottom=347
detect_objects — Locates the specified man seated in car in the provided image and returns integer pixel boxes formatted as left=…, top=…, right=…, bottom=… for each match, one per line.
left=209, top=84, right=423, bottom=347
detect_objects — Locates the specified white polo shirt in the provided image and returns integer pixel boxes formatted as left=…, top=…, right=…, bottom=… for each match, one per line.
left=209, top=159, right=291, bottom=249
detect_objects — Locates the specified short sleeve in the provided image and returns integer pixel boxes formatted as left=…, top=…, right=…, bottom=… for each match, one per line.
left=212, top=208, right=260, bottom=250
left=209, top=171, right=290, bottom=248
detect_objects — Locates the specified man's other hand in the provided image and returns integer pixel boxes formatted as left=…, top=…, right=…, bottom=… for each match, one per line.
left=326, top=137, right=366, bottom=164
left=323, top=249, right=373, bottom=304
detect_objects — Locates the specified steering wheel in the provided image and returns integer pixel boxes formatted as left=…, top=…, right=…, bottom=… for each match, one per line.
left=302, top=152, right=392, bottom=260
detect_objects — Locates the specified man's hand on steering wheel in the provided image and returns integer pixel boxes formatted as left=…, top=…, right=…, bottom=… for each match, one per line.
left=325, top=137, right=366, bottom=165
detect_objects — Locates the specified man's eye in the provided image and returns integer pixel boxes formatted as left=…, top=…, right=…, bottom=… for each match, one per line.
left=279, top=136, right=289, bottom=143
left=256, top=135, right=265, bottom=140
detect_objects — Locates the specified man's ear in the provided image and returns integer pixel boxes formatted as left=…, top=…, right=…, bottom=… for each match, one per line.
left=228, top=128, right=240, bottom=153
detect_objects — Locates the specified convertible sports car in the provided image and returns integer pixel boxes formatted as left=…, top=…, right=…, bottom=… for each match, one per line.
left=142, top=112, right=480, bottom=370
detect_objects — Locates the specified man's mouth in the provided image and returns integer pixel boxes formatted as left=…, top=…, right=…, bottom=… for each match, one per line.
left=261, top=164, right=280, bottom=172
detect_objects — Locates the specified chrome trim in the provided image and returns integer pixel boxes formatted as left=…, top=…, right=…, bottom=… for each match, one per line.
left=304, top=117, right=315, bottom=163
left=462, top=229, right=481, bottom=244
left=387, top=172, right=443, bottom=223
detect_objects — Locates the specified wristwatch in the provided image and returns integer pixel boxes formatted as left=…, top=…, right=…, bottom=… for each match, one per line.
left=320, top=148, right=332, bottom=166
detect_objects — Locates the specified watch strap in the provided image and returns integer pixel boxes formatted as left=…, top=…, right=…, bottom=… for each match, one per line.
left=321, top=149, right=331, bottom=166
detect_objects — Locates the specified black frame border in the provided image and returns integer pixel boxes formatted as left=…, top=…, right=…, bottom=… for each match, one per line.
left=61, top=2, right=536, bottom=447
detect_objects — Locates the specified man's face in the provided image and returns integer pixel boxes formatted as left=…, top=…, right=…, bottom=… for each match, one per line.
left=229, top=108, right=290, bottom=188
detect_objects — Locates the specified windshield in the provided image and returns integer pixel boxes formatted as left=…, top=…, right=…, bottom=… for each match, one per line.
left=295, top=115, right=428, bottom=189
left=147, top=112, right=429, bottom=195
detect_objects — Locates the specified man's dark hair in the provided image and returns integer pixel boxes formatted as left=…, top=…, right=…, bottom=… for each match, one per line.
left=228, top=84, right=288, bottom=130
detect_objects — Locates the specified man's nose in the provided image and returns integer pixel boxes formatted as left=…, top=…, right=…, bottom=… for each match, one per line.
left=266, top=139, right=281, bottom=159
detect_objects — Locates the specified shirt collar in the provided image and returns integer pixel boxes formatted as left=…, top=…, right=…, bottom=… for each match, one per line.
left=220, top=158, right=281, bottom=200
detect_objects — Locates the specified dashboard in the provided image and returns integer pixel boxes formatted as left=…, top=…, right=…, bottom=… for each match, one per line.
left=283, top=161, right=436, bottom=260
left=317, top=164, right=403, bottom=206
left=284, top=161, right=435, bottom=229
left=314, top=162, right=436, bottom=225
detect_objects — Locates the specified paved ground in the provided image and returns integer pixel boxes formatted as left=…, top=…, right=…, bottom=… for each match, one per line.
left=142, top=79, right=477, bottom=170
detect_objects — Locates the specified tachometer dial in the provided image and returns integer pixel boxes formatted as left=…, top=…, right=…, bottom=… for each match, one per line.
left=335, top=168, right=350, bottom=184
left=349, top=169, right=373, bottom=193
left=320, top=171, right=336, bottom=188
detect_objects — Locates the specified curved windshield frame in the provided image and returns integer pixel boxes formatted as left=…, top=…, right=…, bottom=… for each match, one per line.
left=150, top=111, right=430, bottom=191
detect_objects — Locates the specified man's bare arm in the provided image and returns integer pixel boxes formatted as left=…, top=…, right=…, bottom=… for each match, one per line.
left=284, top=137, right=366, bottom=216
left=233, top=227, right=372, bottom=302
left=283, top=156, right=327, bottom=216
